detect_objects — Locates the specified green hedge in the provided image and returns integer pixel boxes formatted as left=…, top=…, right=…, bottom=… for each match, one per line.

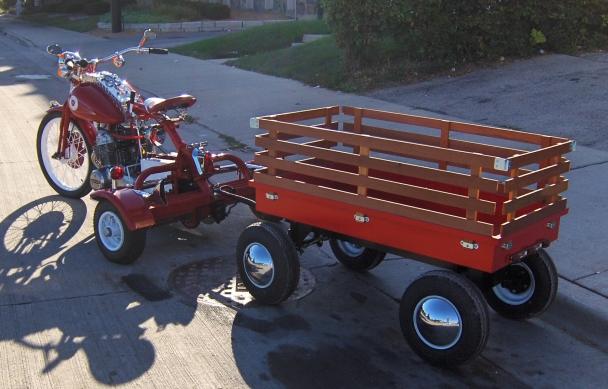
left=157, top=0, right=230, bottom=20
left=83, top=1, right=110, bottom=15
left=323, top=0, right=608, bottom=68
left=57, top=1, right=85, bottom=14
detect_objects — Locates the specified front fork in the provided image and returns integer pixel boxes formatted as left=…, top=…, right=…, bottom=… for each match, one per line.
left=53, top=103, right=72, bottom=160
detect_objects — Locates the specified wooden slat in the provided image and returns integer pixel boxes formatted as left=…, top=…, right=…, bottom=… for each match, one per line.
left=254, top=172, right=495, bottom=236
left=449, top=121, right=546, bottom=145
left=503, top=180, right=569, bottom=215
left=510, top=142, right=573, bottom=169
left=343, top=122, right=441, bottom=147
left=255, top=155, right=496, bottom=214
left=343, top=105, right=550, bottom=145
left=501, top=199, right=568, bottom=236
left=343, top=106, right=444, bottom=130
left=259, top=106, right=340, bottom=123
left=255, top=136, right=500, bottom=192
left=467, top=166, right=482, bottom=220
left=344, top=122, right=526, bottom=159
left=504, top=161, right=571, bottom=192
left=259, top=119, right=499, bottom=170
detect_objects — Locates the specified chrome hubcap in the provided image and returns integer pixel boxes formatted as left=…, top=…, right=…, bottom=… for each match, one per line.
left=414, top=296, right=462, bottom=350
left=98, top=211, right=124, bottom=251
left=243, top=243, right=274, bottom=288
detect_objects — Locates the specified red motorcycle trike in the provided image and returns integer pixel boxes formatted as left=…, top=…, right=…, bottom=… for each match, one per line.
left=37, top=30, right=258, bottom=264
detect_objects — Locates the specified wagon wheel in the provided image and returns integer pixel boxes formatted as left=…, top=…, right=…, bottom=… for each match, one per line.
left=236, top=221, right=300, bottom=305
left=93, top=200, right=147, bottom=265
left=399, top=270, right=490, bottom=367
left=329, top=238, right=386, bottom=272
left=248, top=205, right=283, bottom=222
left=483, top=248, right=558, bottom=321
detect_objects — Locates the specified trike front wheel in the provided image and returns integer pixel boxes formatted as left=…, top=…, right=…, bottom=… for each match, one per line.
left=399, top=270, right=490, bottom=367
left=94, top=200, right=147, bottom=264
left=236, top=222, right=299, bottom=305
left=37, top=111, right=92, bottom=198
left=483, top=248, right=558, bottom=321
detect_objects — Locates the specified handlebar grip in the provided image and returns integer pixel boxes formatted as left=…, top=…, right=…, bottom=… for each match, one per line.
left=149, top=48, right=169, bottom=55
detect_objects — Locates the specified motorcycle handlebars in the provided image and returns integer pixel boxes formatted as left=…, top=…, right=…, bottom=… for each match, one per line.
left=149, top=48, right=169, bottom=55
left=49, top=30, right=168, bottom=74
left=94, top=46, right=169, bottom=66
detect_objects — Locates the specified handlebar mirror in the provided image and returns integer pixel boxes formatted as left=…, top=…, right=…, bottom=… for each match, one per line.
left=144, top=30, right=156, bottom=40
left=47, top=44, right=62, bottom=55
left=113, top=55, right=125, bottom=67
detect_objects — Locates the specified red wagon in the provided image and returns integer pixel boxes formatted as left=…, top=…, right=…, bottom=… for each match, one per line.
left=237, top=106, right=574, bottom=367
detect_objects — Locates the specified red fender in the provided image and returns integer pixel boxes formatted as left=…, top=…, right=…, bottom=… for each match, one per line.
left=90, top=189, right=155, bottom=231
left=47, top=104, right=97, bottom=146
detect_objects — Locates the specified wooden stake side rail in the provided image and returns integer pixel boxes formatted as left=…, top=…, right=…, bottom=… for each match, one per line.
left=250, top=106, right=574, bottom=238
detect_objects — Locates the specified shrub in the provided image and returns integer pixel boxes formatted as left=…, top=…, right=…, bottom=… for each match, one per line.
left=84, top=1, right=110, bottom=15
left=157, top=0, right=230, bottom=20
left=323, top=0, right=608, bottom=69
left=42, top=3, right=60, bottom=13
left=56, top=2, right=84, bottom=14
left=200, top=2, right=230, bottom=20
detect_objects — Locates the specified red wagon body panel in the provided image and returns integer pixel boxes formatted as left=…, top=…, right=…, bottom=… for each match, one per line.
left=250, top=106, right=574, bottom=273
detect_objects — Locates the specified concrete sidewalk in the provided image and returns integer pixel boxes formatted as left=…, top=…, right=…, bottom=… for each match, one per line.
left=1, top=15, right=607, bottom=388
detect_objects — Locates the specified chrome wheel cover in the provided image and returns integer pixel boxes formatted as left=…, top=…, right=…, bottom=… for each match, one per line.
left=243, top=243, right=274, bottom=288
left=98, top=210, right=124, bottom=251
left=413, top=296, right=463, bottom=350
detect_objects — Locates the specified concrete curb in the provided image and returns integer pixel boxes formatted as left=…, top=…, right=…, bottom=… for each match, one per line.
left=97, top=19, right=294, bottom=33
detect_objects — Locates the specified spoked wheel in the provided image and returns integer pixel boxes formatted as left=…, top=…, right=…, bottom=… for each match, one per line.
left=93, top=201, right=147, bottom=264
left=37, top=111, right=93, bottom=198
left=236, top=222, right=299, bottom=305
left=329, top=238, right=386, bottom=272
left=399, top=270, right=490, bottom=367
left=483, top=249, right=558, bottom=321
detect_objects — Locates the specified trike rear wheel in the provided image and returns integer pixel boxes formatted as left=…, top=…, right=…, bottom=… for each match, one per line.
left=94, top=200, right=147, bottom=265
left=329, top=239, right=386, bottom=272
left=483, top=248, right=558, bottom=321
left=236, top=222, right=299, bottom=305
left=399, top=270, right=490, bottom=367
left=37, top=111, right=93, bottom=198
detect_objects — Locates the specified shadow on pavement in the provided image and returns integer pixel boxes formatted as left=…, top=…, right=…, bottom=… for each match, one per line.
left=0, top=196, right=197, bottom=385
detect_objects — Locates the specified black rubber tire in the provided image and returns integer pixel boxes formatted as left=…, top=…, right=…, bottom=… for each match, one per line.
left=236, top=222, right=300, bottom=305
left=249, top=205, right=283, bottom=222
left=329, top=238, right=386, bottom=272
left=180, top=214, right=200, bottom=229
left=483, top=249, right=558, bottom=321
left=37, top=111, right=93, bottom=198
left=399, top=270, right=490, bottom=367
left=93, top=200, right=147, bottom=265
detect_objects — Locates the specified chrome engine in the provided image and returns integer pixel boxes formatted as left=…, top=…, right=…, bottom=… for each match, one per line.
left=90, top=122, right=165, bottom=190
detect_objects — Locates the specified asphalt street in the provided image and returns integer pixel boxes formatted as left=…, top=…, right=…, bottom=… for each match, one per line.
left=0, top=15, right=607, bottom=388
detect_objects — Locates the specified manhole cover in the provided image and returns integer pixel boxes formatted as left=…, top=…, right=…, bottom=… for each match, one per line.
left=169, top=256, right=315, bottom=308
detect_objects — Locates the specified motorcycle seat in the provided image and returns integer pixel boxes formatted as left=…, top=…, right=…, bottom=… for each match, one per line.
left=144, top=94, right=197, bottom=114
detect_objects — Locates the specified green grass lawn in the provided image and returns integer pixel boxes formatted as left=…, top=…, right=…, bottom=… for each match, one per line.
left=227, top=36, right=350, bottom=91
left=19, top=13, right=99, bottom=33
left=171, top=19, right=330, bottom=59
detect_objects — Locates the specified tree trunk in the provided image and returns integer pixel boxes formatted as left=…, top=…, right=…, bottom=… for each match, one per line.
left=111, top=0, right=122, bottom=33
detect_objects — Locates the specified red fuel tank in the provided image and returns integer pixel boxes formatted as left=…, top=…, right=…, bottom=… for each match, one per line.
left=68, top=83, right=125, bottom=124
